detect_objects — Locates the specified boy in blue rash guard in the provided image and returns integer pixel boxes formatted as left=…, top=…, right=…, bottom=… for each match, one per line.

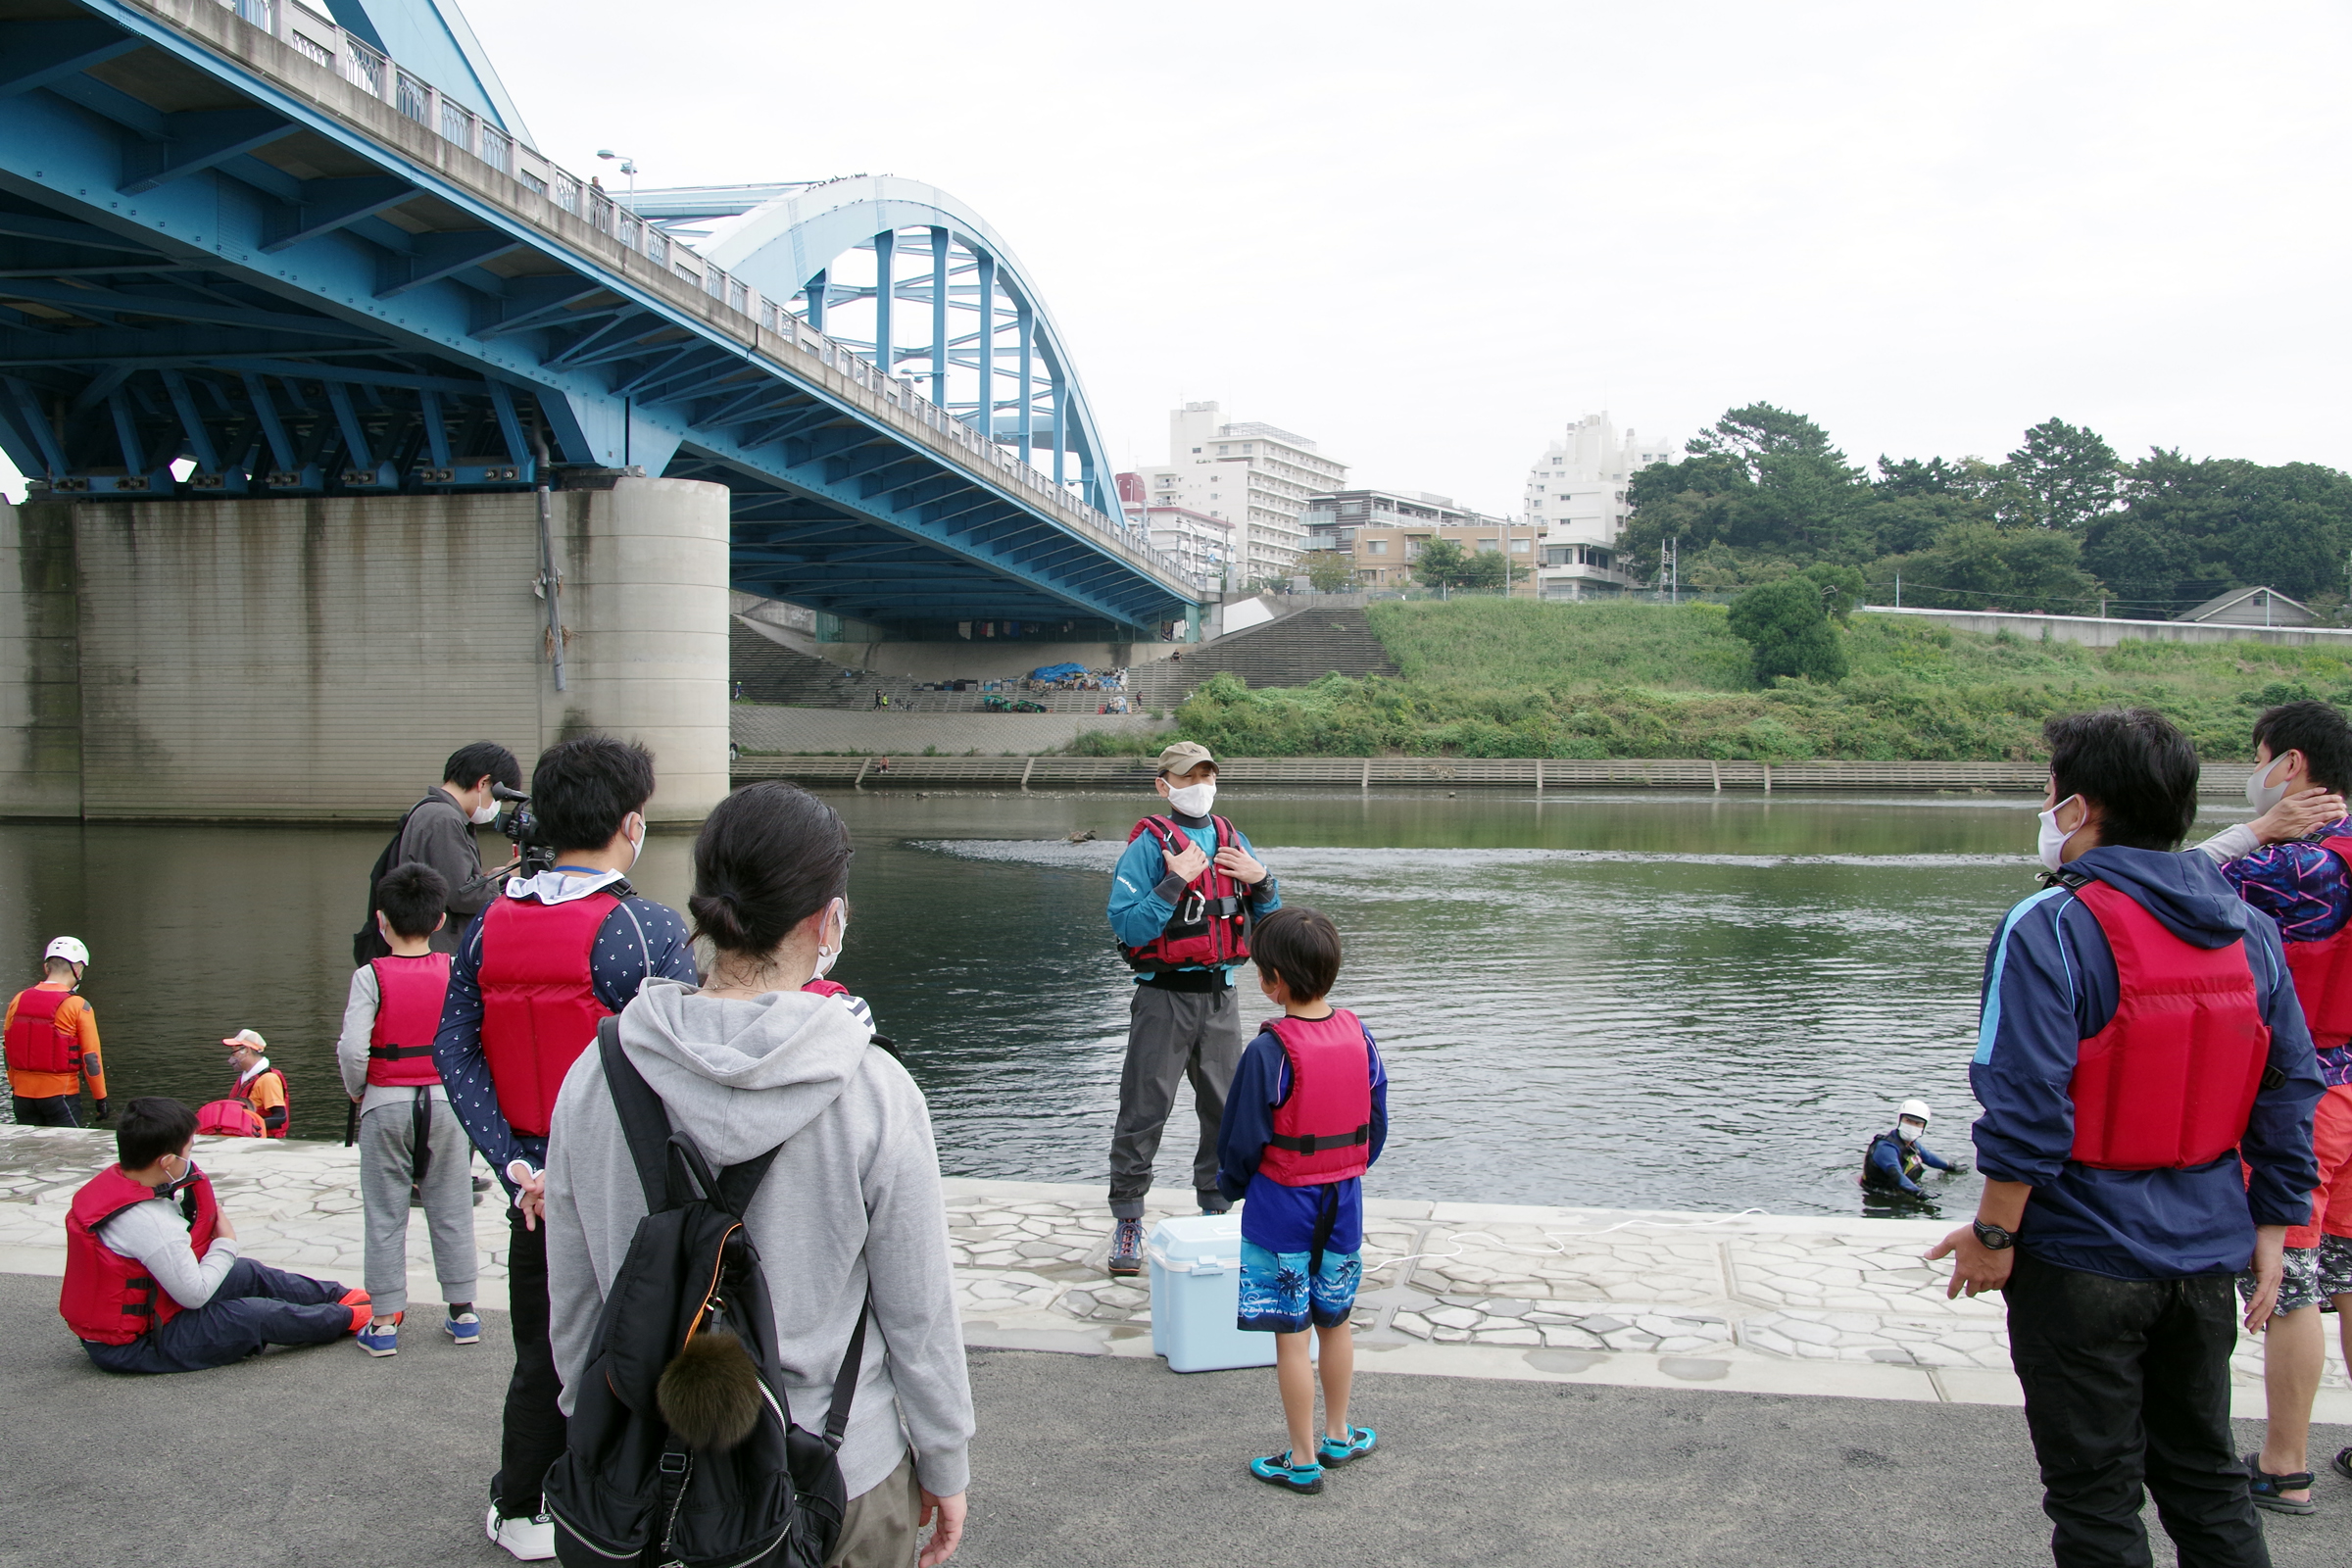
left=1216, top=906, right=1388, bottom=1496
left=1930, top=709, right=2322, bottom=1568
left=1102, top=741, right=1280, bottom=1276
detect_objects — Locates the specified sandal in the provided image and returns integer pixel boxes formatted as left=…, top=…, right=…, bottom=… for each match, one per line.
left=1248, top=1451, right=1324, bottom=1495
left=2244, top=1453, right=2317, bottom=1515
left=2332, top=1446, right=2352, bottom=1484
left=1317, top=1426, right=1378, bottom=1466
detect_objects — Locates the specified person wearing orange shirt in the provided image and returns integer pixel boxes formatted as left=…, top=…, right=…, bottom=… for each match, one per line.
left=221, top=1029, right=290, bottom=1138
left=5, top=937, right=108, bottom=1127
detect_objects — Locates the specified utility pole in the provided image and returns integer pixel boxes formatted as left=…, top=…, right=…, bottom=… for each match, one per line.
left=1894, top=572, right=1900, bottom=609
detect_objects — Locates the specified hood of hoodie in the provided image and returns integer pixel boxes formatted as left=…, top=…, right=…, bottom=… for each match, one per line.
left=614, top=977, right=873, bottom=1167
left=2072, top=844, right=2259, bottom=952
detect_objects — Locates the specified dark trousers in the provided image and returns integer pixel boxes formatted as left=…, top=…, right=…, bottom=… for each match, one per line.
left=1108, top=981, right=1245, bottom=1218
left=495, top=1205, right=566, bottom=1520
left=2006, top=1250, right=2270, bottom=1568
left=12, top=1094, right=79, bottom=1127
left=82, top=1256, right=349, bottom=1374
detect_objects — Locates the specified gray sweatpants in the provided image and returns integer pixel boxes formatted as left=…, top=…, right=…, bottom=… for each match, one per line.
left=1108, top=982, right=1248, bottom=1219
left=358, top=1091, right=478, bottom=1317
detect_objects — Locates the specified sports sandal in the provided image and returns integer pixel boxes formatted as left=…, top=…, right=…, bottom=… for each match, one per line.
left=1249, top=1451, right=1325, bottom=1494
left=1317, top=1426, right=1377, bottom=1465
left=2243, top=1453, right=2316, bottom=1515
left=2334, top=1446, right=2352, bottom=1484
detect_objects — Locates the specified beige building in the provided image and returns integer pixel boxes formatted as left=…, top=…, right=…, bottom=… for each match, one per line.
left=1301, top=489, right=1535, bottom=592
left=1135, top=403, right=1348, bottom=587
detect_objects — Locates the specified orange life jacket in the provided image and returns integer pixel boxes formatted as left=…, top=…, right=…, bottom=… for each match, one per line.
left=2068, top=877, right=2272, bottom=1170
left=477, top=892, right=618, bottom=1138
left=60, top=1166, right=220, bottom=1345
left=4, top=985, right=80, bottom=1075
left=368, top=953, right=452, bottom=1088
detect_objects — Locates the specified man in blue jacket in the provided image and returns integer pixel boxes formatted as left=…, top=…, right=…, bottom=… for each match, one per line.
left=1102, top=741, right=1280, bottom=1275
left=1931, top=709, right=2322, bottom=1568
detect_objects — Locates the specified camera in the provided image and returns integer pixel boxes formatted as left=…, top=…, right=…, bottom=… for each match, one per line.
left=492, top=782, right=557, bottom=878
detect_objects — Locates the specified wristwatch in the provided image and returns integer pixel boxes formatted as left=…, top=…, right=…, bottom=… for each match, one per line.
left=1972, top=1218, right=2016, bottom=1251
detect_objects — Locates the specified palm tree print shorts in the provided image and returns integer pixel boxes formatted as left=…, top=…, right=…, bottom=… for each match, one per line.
left=1238, top=1240, right=1362, bottom=1333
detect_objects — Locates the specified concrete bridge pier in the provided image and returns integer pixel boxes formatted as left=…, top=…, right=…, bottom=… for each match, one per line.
left=0, top=478, right=730, bottom=824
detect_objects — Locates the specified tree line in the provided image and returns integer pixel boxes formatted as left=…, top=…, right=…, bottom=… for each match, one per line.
left=1620, top=404, right=2352, bottom=620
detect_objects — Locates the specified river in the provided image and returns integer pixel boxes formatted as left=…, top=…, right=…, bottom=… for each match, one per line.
left=0, top=789, right=2246, bottom=1215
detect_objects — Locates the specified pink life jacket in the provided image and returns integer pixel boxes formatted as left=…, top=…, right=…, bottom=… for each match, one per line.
left=2067, top=878, right=2270, bottom=1170
left=368, top=953, right=452, bottom=1088
left=1256, top=1008, right=1375, bottom=1186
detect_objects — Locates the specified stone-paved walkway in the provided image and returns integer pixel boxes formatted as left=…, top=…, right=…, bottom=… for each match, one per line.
left=5, top=1128, right=2345, bottom=1416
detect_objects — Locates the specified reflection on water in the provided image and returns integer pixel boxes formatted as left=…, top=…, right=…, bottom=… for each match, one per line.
left=0, top=790, right=2255, bottom=1214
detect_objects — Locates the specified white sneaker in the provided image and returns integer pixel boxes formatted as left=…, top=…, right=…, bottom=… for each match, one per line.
left=485, top=1504, right=556, bottom=1561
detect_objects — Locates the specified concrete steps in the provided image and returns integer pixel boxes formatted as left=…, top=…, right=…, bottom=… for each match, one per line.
left=1128, top=606, right=1397, bottom=708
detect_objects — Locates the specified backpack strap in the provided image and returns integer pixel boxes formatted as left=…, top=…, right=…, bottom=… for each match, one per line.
left=598, top=1015, right=674, bottom=1211
left=823, top=1301, right=872, bottom=1449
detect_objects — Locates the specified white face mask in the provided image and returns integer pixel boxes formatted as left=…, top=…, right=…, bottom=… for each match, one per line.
left=2246, top=756, right=2294, bottom=815
left=811, top=898, right=847, bottom=980
left=1165, top=780, right=1216, bottom=818
left=1896, top=1119, right=1925, bottom=1144
left=469, top=800, right=499, bottom=825
left=623, top=815, right=644, bottom=870
left=2036, top=795, right=2082, bottom=872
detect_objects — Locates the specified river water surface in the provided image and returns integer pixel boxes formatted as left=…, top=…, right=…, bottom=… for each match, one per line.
left=2, top=790, right=2246, bottom=1215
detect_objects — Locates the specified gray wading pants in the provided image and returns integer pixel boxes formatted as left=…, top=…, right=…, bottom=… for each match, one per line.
left=357, top=1090, right=478, bottom=1317
left=1108, top=980, right=1247, bottom=1219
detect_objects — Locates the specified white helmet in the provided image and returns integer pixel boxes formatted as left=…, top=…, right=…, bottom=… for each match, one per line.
left=43, top=936, right=88, bottom=968
left=1897, top=1099, right=1931, bottom=1127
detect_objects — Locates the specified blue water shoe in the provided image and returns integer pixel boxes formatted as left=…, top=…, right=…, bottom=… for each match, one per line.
left=1249, top=1452, right=1324, bottom=1494
left=1317, top=1426, right=1377, bottom=1465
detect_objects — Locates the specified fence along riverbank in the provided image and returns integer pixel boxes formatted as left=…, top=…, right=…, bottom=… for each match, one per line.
left=731, top=755, right=2262, bottom=796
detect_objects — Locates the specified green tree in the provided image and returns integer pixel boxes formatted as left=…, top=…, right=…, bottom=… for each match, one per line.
left=1304, top=550, right=1358, bottom=594
left=1872, top=522, right=2100, bottom=612
left=1622, top=403, right=1872, bottom=570
left=1461, top=550, right=1512, bottom=592
left=1413, top=537, right=1469, bottom=590
left=2000, top=417, right=2122, bottom=530
left=2083, top=451, right=2352, bottom=612
left=1799, top=562, right=1867, bottom=619
left=1727, top=577, right=1848, bottom=683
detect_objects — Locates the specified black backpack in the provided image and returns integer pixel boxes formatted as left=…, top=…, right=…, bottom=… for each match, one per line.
left=545, top=1017, right=869, bottom=1568
left=351, top=799, right=428, bottom=966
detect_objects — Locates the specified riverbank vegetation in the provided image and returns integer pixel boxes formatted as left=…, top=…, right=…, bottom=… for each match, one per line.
left=1119, top=600, right=2352, bottom=762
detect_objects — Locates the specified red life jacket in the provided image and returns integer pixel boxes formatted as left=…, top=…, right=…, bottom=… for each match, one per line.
left=477, top=891, right=619, bottom=1138
left=368, top=953, right=452, bottom=1087
left=1256, top=1008, right=1376, bottom=1186
left=225, top=1064, right=292, bottom=1139
left=2068, top=877, right=2272, bottom=1170
left=801, top=979, right=849, bottom=1000
left=193, top=1100, right=268, bottom=1138
left=60, top=1165, right=220, bottom=1345
left=1120, top=815, right=1252, bottom=972
left=2281, top=835, right=2352, bottom=1053
left=4, top=985, right=80, bottom=1075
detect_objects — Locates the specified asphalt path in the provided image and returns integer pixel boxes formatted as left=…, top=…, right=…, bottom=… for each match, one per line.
left=2, top=1271, right=2346, bottom=1568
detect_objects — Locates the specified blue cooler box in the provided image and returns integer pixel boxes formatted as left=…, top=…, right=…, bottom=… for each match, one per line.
left=1149, top=1214, right=1270, bottom=1372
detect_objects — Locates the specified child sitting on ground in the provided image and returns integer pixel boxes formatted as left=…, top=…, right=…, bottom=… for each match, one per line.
left=335, top=862, right=481, bottom=1356
left=1215, top=906, right=1389, bottom=1495
left=62, top=1097, right=370, bottom=1372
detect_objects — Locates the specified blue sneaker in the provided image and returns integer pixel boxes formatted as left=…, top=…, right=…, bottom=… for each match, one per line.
left=357, top=1314, right=401, bottom=1357
left=1248, top=1451, right=1324, bottom=1494
left=445, top=1310, right=482, bottom=1347
left=1317, top=1426, right=1377, bottom=1465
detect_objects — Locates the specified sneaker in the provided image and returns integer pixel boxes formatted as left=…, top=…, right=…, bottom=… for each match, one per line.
left=486, top=1504, right=556, bottom=1561
left=1107, top=1217, right=1145, bottom=1276
left=1248, top=1451, right=1325, bottom=1494
left=357, top=1313, right=402, bottom=1357
left=445, top=1310, right=482, bottom=1347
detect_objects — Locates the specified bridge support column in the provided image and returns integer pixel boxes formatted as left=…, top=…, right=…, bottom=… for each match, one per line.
left=0, top=479, right=730, bottom=823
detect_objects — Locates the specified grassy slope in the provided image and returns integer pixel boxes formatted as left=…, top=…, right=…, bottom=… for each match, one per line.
left=1157, top=600, right=2352, bottom=761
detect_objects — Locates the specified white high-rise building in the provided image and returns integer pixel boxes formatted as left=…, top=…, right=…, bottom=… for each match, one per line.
left=1137, top=403, right=1348, bottom=588
left=1522, top=413, right=1680, bottom=546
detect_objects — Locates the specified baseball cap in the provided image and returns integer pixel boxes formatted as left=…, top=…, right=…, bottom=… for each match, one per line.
left=1155, top=741, right=1215, bottom=776
left=221, top=1028, right=267, bottom=1053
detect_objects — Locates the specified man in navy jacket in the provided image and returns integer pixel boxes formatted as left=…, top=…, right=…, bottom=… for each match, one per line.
left=1931, top=709, right=2321, bottom=1568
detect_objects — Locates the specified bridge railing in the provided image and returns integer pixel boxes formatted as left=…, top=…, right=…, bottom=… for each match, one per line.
left=174, top=0, right=1207, bottom=603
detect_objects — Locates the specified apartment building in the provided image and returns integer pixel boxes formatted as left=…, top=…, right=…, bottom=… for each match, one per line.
left=1523, top=412, right=1677, bottom=600
left=1134, top=403, right=1348, bottom=587
left=1301, top=489, right=1535, bottom=592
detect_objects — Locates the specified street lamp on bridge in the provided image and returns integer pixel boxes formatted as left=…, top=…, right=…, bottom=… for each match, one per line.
left=596, top=149, right=639, bottom=212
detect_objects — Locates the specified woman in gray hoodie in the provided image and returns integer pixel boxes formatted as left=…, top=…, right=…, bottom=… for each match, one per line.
left=543, top=782, right=973, bottom=1567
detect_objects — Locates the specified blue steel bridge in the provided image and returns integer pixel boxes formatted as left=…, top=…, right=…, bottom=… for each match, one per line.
left=0, top=0, right=1203, bottom=639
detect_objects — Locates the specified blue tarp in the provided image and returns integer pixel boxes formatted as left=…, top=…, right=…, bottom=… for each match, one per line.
left=1030, top=662, right=1089, bottom=681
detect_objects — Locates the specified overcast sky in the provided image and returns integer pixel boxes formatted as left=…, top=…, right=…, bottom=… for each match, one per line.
left=9, top=1, right=2347, bottom=514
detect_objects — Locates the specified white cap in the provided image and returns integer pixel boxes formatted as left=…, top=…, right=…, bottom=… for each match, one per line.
left=43, top=936, right=88, bottom=967
left=221, top=1028, right=267, bottom=1053
left=1897, top=1099, right=1932, bottom=1126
